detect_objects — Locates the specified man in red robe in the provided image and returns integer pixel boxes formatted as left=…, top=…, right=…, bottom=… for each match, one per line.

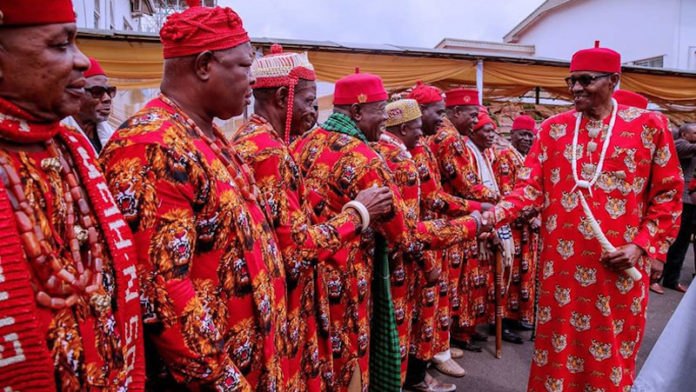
left=0, top=1, right=144, bottom=390
left=291, top=71, right=486, bottom=391
left=428, top=89, right=498, bottom=352
left=484, top=43, right=682, bottom=392
left=101, top=3, right=288, bottom=390
left=492, top=115, right=540, bottom=335
left=406, top=82, right=491, bottom=378
left=231, top=45, right=392, bottom=391
left=376, top=98, right=491, bottom=391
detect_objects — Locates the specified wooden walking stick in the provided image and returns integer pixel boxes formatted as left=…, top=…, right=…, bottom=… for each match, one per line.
left=495, top=249, right=503, bottom=359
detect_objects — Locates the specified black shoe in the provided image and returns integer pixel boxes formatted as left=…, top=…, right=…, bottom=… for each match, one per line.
left=517, top=321, right=534, bottom=331
left=471, top=331, right=488, bottom=342
left=502, top=328, right=523, bottom=344
left=451, top=339, right=483, bottom=352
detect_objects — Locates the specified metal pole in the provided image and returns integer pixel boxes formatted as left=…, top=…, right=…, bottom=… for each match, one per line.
left=476, top=59, right=484, bottom=105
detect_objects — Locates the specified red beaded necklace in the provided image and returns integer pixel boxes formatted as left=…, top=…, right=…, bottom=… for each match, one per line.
left=0, top=138, right=107, bottom=310
left=159, top=94, right=260, bottom=202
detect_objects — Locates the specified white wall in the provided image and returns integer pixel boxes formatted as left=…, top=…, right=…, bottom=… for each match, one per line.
left=75, top=0, right=143, bottom=31
left=677, top=0, right=696, bottom=70
left=515, top=0, right=696, bottom=70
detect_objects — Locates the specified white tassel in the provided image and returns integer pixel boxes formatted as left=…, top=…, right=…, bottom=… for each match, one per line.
left=578, top=191, right=642, bottom=281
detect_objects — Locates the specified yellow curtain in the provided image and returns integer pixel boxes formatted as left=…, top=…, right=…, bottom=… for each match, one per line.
left=76, top=36, right=696, bottom=107
left=77, top=37, right=163, bottom=88
left=621, top=73, right=696, bottom=104
left=307, top=51, right=476, bottom=89
left=483, top=62, right=568, bottom=88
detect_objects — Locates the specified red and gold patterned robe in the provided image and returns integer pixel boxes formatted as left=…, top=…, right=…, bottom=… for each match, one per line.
left=408, top=140, right=479, bottom=359
left=492, top=106, right=682, bottom=392
left=291, top=126, right=479, bottom=390
left=0, top=97, right=144, bottom=392
left=492, top=145, right=538, bottom=324
left=428, top=121, right=498, bottom=330
left=101, top=97, right=287, bottom=391
left=232, top=115, right=363, bottom=392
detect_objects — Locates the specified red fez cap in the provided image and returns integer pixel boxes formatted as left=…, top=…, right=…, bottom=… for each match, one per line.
left=333, top=68, right=388, bottom=105
left=407, top=80, right=444, bottom=105
left=0, top=0, right=75, bottom=26
left=84, top=58, right=106, bottom=78
left=613, top=89, right=648, bottom=109
left=160, top=3, right=249, bottom=59
left=473, top=106, right=495, bottom=131
left=570, top=41, right=621, bottom=73
left=511, top=115, right=537, bottom=134
left=445, top=87, right=479, bottom=107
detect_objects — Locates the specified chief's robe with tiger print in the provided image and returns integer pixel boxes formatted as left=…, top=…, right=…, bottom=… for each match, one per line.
left=491, top=106, right=682, bottom=392
left=427, top=121, right=498, bottom=330
left=101, top=97, right=287, bottom=391
left=232, top=114, right=363, bottom=392
left=291, top=126, right=479, bottom=391
left=492, top=144, right=539, bottom=326
left=373, top=132, right=485, bottom=383
left=408, top=140, right=481, bottom=360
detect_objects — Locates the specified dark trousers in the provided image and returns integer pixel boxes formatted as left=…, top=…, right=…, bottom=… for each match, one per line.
left=663, top=203, right=695, bottom=287
left=404, top=356, right=428, bottom=386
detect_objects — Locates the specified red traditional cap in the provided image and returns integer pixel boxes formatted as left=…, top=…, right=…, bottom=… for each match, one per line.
left=252, top=44, right=315, bottom=88
left=407, top=80, right=443, bottom=105
left=0, top=0, right=75, bottom=26
left=160, top=2, right=249, bottom=59
left=473, top=106, right=495, bottom=131
left=570, top=41, right=621, bottom=73
left=252, top=44, right=316, bottom=144
left=84, top=57, right=106, bottom=78
left=333, top=67, right=388, bottom=105
left=613, top=89, right=648, bottom=109
left=445, top=87, right=479, bottom=107
left=511, top=115, right=537, bottom=134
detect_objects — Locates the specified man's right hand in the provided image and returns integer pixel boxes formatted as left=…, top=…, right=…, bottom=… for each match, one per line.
left=354, top=186, right=393, bottom=219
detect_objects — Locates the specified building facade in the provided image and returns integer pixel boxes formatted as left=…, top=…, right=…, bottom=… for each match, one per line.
left=504, top=0, right=696, bottom=71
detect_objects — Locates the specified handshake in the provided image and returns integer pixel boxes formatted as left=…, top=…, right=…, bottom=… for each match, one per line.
left=469, top=208, right=496, bottom=238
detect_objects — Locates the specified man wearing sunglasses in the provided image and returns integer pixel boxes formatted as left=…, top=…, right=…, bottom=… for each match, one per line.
left=62, top=57, right=115, bottom=153
left=483, top=42, right=682, bottom=391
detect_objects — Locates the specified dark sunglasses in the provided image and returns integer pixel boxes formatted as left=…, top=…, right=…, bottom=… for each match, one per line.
left=564, top=73, right=613, bottom=88
left=84, top=85, right=117, bottom=99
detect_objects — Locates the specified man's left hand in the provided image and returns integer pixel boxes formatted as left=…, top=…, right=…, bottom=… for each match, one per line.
left=600, top=244, right=645, bottom=273
left=649, top=258, right=664, bottom=282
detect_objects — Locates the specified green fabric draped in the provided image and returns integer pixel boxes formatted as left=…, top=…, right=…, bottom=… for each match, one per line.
left=322, top=111, right=401, bottom=391
left=321, top=112, right=369, bottom=144
left=368, top=234, right=402, bottom=391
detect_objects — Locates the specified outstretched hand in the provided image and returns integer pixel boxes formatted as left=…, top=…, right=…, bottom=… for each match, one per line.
left=600, top=244, right=644, bottom=273
left=354, top=186, right=393, bottom=220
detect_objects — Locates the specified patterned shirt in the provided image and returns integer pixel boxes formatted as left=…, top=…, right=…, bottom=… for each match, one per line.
left=101, top=97, right=287, bottom=391
left=232, top=114, right=362, bottom=391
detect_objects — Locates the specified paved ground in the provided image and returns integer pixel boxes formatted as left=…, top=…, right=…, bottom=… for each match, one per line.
left=429, top=252, right=695, bottom=391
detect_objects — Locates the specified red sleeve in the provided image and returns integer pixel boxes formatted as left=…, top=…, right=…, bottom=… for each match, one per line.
left=631, top=115, right=683, bottom=261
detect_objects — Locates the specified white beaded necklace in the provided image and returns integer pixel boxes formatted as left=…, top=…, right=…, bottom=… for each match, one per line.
left=571, top=98, right=618, bottom=196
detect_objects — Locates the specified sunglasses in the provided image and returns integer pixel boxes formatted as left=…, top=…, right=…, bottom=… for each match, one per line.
left=84, top=85, right=117, bottom=99
left=564, top=73, right=613, bottom=88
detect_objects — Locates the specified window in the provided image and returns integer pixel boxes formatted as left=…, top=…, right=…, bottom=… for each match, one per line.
left=632, top=56, right=664, bottom=68
left=109, top=0, right=115, bottom=29
left=94, top=0, right=101, bottom=28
